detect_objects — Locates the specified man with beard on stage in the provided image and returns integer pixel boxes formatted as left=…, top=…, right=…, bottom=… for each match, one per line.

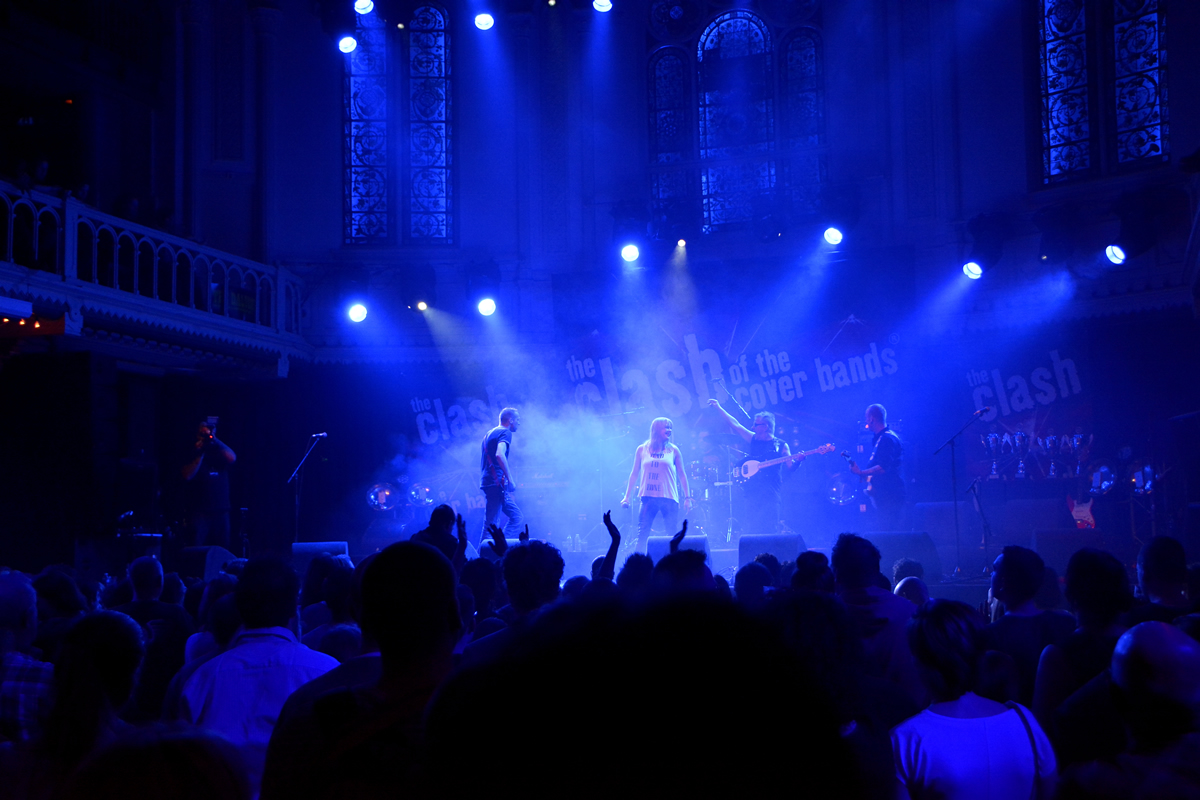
left=708, top=400, right=801, bottom=538
left=480, top=407, right=524, bottom=543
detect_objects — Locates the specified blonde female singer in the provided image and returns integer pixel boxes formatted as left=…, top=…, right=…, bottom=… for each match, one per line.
left=621, top=417, right=693, bottom=552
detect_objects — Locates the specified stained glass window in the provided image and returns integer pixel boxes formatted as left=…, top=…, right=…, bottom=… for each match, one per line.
left=1112, top=0, right=1167, bottom=165
left=697, top=11, right=775, bottom=232
left=1039, top=0, right=1090, bottom=182
left=408, top=6, right=452, bottom=243
left=650, top=50, right=690, bottom=164
left=782, top=29, right=822, bottom=149
left=344, top=10, right=390, bottom=243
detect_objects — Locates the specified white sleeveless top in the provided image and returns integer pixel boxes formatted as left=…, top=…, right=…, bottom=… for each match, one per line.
left=636, top=443, right=680, bottom=502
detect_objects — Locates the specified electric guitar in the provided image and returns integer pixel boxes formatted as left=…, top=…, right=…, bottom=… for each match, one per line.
left=736, top=443, right=835, bottom=482
left=841, top=451, right=874, bottom=495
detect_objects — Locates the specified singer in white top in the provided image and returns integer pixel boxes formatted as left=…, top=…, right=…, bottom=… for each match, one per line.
left=621, top=417, right=693, bottom=552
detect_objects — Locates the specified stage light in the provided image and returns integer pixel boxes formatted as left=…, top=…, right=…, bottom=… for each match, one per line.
left=677, top=239, right=686, bottom=247
left=1105, top=245, right=1126, bottom=265
left=474, top=13, right=494, bottom=29
left=353, top=0, right=374, bottom=13
left=823, top=227, right=844, bottom=245
left=549, top=0, right=556, bottom=5
left=478, top=298, right=497, bottom=316
left=416, top=301, right=428, bottom=311
left=620, top=244, right=639, bottom=262
left=338, top=36, right=358, bottom=53
left=593, top=0, right=612, bottom=11
left=962, top=261, right=983, bottom=280
left=348, top=303, right=368, bottom=322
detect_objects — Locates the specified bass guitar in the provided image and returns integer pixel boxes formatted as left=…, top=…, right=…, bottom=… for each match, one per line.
left=736, top=443, right=835, bottom=482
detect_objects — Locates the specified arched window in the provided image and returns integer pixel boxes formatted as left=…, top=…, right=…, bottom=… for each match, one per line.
left=697, top=11, right=775, bottom=233
left=1037, top=0, right=1167, bottom=184
left=343, top=6, right=453, bottom=244
left=344, top=10, right=390, bottom=242
left=649, top=9, right=825, bottom=237
left=780, top=27, right=825, bottom=216
left=649, top=48, right=695, bottom=237
left=407, top=6, right=452, bottom=243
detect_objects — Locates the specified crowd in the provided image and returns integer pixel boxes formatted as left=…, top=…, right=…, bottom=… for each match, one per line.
left=1, top=508, right=1199, bottom=799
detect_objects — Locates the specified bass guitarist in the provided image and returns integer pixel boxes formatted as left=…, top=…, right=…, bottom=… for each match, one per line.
left=708, top=400, right=801, bottom=537
left=480, top=407, right=524, bottom=544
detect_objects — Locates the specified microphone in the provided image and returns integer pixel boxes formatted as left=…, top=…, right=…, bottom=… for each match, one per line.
left=311, top=432, right=328, bottom=438
left=973, top=407, right=992, bottom=415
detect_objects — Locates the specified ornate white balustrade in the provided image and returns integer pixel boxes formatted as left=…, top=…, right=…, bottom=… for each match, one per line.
left=0, top=179, right=308, bottom=375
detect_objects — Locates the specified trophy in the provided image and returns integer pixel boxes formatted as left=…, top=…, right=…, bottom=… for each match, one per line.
left=1039, top=434, right=1058, bottom=478
left=982, top=433, right=1001, bottom=478
left=1014, top=432, right=1030, bottom=479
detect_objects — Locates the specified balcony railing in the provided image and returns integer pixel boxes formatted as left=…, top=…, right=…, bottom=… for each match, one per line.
left=0, top=179, right=302, bottom=336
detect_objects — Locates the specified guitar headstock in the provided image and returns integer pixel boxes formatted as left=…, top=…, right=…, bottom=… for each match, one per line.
left=817, top=443, right=835, bottom=455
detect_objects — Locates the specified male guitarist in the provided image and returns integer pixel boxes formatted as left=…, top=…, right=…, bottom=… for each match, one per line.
left=480, top=407, right=524, bottom=544
left=708, top=400, right=801, bottom=537
left=848, top=403, right=906, bottom=530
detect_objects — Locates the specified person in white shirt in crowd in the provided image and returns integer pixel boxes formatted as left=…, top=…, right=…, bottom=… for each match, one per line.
left=892, top=599, right=1057, bottom=800
left=180, top=557, right=337, bottom=792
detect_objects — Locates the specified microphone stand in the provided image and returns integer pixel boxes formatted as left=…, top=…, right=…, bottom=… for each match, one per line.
left=966, top=477, right=993, bottom=570
left=933, top=411, right=984, bottom=576
left=287, top=436, right=324, bottom=544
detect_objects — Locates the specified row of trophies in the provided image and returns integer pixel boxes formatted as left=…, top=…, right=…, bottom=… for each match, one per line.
left=981, top=431, right=1093, bottom=480
left=980, top=431, right=1159, bottom=497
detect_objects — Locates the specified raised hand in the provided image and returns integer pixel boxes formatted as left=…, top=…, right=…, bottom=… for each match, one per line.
left=488, top=523, right=507, bottom=557
left=519, top=524, right=530, bottom=543
left=670, top=519, right=688, bottom=553
left=603, top=510, right=621, bottom=544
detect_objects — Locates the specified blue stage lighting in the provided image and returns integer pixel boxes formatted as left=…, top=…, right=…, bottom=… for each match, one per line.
left=353, top=0, right=374, bottom=13
left=677, top=239, right=686, bottom=247
left=620, top=244, right=639, bottom=262
left=478, top=298, right=497, bottom=316
left=593, top=0, right=612, bottom=11
left=348, top=303, right=368, bottom=322
left=1105, top=244, right=1126, bottom=265
left=338, top=36, right=358, bottom=53
left=823, top=227, right=844, bottom=245
left=474, top=13, right=494, bottom=29
left=962, top=261, right=983, bottom=280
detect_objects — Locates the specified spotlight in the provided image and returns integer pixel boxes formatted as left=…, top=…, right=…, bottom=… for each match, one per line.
left=823, top=227, right=844, bottom=245
left=478, top=298, right=497, bottom=316
left=1103, top=187, right=1186, bottom=267
left=620, top=244, right=640, bottom=262
left=348, top=303, right=368, bottom=322
left=1105, top=245, right=1126, bottom=265
left=474, top=13, right=494, bottom=29
left=549, top=0, right=556, bottom=5
left=676, top=239, right=686, bottom=247
left=338, top=36, right=358, bottom=53
left=416, top=301, right=428, bottom=311
left=593, top=0, right=612, bottom=11
left=353, top=0, right=374, bottom=13
left=963, top=213, right=1010, bottom=277
left=962, top=262, right=983, bottom=280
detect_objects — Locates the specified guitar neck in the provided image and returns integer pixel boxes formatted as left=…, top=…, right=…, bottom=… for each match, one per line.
left=755, top=448, right=825, bottom=469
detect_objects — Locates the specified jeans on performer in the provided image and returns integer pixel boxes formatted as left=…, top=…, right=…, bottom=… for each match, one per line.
left=482, top=486, right=524, bottom=543
left=637, top=497, right=679, bottom=552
